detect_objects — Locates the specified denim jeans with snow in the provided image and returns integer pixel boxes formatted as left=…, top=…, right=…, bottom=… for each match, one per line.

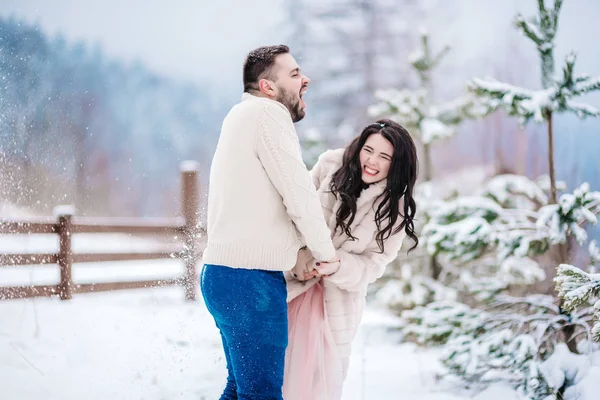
left=201, top=264, right=288, bottom=400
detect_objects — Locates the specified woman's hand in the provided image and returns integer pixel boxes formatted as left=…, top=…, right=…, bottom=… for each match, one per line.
left=313, top=260, right=340, bottom=277
left=303, top=269, right=321, bottom=280
left=295, top=251, right=341, bottom=280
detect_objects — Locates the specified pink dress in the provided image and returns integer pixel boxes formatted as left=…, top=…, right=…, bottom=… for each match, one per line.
left=283, top=281, right=344, bottom=400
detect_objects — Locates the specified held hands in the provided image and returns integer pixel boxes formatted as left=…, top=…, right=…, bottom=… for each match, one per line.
left=304, top=257, right=340, bottom=280
left=292, top=248, right=340, bottom=281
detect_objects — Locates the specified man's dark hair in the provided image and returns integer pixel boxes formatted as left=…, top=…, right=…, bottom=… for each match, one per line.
left=243, top=45, right=290, bottom=93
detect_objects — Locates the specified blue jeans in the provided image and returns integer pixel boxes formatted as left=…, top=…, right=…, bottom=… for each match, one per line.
left=200, top=264, right=288, bottom=400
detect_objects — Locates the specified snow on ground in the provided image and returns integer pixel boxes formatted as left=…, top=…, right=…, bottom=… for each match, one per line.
left=0, top=225, right=521, bottom=399
left=0, top=281, right=520, bottom=400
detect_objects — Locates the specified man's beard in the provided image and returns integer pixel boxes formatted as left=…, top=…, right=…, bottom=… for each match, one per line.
left=276, top=87, right=305, bottom=123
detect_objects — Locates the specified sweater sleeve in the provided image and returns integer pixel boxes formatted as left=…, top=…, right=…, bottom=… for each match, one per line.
left=326, top=228, right=406, bottom=292
left=254, top=104, right=337, bottom=262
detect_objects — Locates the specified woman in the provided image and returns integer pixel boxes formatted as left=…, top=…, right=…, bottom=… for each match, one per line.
left=283, top=119, right=419, bottom=400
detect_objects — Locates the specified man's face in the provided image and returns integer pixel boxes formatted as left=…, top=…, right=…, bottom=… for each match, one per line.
left=270, top=53, right=310, bottom=122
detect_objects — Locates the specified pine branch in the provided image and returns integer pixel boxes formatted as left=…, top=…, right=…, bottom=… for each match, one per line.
left=566, top=319, right=594, bottom=345
left=560, top=53, right=576, bottom=87
left=472, top=5, right=599, bottom=123
left=573, top=75, right=600, bottom=96
left=489, top=295, right=560, bottom=314
left=554, top=264, right=600, bottom=311
left=409, top=32, right=450, bottom=84
left=553, top=0, right=564, bottom=26
left=494, top=223, right=538, bottom=231
left=484, top=174, right=549, bottom=209
left=539, top=0, right=560, bottom=42
left=538, top=0, right=552, bottom=32
left=536, top=0, right=546, bottom=15
left=436, top=94, right=490, bottom=125
left=369, top=88, right=424, bottom=131
left=501, top=209, right=540, bottom=219
left=431, top=45, right=451, bottom=70
left=442, top=329, right=552, bottom=397
left=514, top=14, right=544, bottom=46
left=593, top=300, right=600, bottom=341
left=469, top=77, right=533, bottom=101
left=370, top=31, right=491, bottom=148
left=566, top=101, right=600, bottom=119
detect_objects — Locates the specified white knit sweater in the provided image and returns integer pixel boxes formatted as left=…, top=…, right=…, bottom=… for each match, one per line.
left=202, top=93, right=336, bottom=271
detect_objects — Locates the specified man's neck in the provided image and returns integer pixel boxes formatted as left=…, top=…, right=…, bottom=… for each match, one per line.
left=246, top=90, right=271, bottom=100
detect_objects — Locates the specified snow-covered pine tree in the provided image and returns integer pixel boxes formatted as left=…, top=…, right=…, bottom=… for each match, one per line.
left=469, top=0, right=600, bottom=362
left=369, top=31, right=491, bottom=314
left=469, top=0, right=600, bottom=360
left=469, top=0, right=600, bottom=204
left=379, top=2, right=600, bottom=397
left=369, top=30, right=488, bottom=181
left=402, top=178, right=600, bottom=398
left=555, top=240, right=600, bottom=341
left=424, top=181, right=599, bottom=272
left=284, top=0, right=426, bottom=141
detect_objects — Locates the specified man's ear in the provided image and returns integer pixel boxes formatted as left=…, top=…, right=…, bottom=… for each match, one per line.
left=258, top=78, right=277, bottom=98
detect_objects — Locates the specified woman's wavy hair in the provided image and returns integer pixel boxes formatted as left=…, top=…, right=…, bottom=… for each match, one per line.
left=330, top=119, right=419, bottom=253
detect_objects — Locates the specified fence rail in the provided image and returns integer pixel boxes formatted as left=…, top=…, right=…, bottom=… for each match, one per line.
left=0, top=163, right=204, bottom=301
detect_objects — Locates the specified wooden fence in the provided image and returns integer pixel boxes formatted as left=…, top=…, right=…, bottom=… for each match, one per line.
left=0, top=163, right=204, bottom=301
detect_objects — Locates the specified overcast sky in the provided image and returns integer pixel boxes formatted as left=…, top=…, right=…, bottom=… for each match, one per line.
left=2, top=0, right=599, bottom=95
left=0, top=0, right=287, bottom=88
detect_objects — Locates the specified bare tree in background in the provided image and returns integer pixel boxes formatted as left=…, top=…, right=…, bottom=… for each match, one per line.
left=285, top=0, right=426, bottom=145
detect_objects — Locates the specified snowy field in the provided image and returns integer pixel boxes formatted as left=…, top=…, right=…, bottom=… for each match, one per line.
left=0, top=276, right=519, bottom=400
left=0, top=228, right=589, bottom=399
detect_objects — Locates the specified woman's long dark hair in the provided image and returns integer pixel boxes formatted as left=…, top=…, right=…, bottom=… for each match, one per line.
left=330, top=119, right=418, bottom=253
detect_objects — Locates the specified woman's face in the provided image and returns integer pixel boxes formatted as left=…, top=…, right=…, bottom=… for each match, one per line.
left=359, top=133, right=394, bottom=184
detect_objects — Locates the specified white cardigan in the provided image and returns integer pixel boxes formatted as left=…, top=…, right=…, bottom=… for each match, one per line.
left=286, top=149, right=407, bottom=375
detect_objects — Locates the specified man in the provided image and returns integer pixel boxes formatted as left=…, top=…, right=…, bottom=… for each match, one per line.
left=200, top=45, right=339, bottom=400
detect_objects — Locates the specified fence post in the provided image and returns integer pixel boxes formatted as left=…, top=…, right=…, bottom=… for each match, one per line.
left=55, top=206, right=75, bottom=300
left=181, top=162, right=200, bottom=301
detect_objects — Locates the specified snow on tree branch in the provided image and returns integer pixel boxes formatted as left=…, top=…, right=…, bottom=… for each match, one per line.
left=514, top=15, right=545, bottom=46
left=422, top=179, right=599, bottom=287
left=405, top=177, right=600, bottom=396
left=423, top=216, right=493, bottom=262
left=471, top=0, right=600, bottom=125
left=555, top=264, right=600, bottom=312
left=566, top=101, right=600, bottom=119
left=369, top=31, right=490, bottom=145
left=555, top=258, right=600, bottom=342
left=408, top=32, right=450, bottom=83
left=514, top=0, right=562, bottom=49
left=536, top=182, right=600, bottom=245
left=594, top=300, right=600, bottom=341
left=499, top=256, right=547, bottom=286
left=484, top=174, right=549, bottom=209
left=401, top=300, right=485, bottom=345
left=434, top=95, right=489, bottom=125
left=427, top=196, right=503, bottom=224
left=402, top=295, right=579, bottom=397
left=443, top=330, right=553, bottom=398
left=376, top=266, right=458, bottom=311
